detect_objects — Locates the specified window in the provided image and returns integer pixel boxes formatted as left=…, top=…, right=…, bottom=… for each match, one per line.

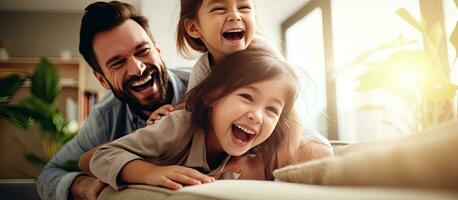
left=443, top=0, right=458, bottom=120
left=283, top=0, right=455, bottom=141
left=283, top=0, right=337, bottom=139
left=285, top=8, right=328, bottom=137
left=331, top=0, right=421, bottom=141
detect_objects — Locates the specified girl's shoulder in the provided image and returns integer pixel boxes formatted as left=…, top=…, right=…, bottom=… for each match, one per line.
left=193, top=52, right=211, bottom=70
left=152, top=110, right=193, bottom=128
left=140, top=110, right=196, bottom=143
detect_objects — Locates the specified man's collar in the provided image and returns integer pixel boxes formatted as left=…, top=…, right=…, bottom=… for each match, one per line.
left=126, top=102, right=148, bottom=120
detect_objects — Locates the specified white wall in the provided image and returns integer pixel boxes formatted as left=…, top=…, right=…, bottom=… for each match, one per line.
left=139, top=0, right=287, bottom=68
left=0, top=12, right=82, bottom=58
left=140, top=0, right=194, bottom=68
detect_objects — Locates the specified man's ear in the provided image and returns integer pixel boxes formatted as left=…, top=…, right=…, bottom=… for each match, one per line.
left=93, top=71, right=110, bottom=90
left=184, top=18, right=201, bottom=39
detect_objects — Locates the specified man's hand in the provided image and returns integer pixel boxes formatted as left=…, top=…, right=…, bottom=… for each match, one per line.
left=70, top=175, right=106, bottom=200
left=146, top=104, right=175, bottom=125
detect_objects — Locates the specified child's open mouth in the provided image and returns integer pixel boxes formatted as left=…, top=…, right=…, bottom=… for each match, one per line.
left=231, top=123, right=256, bottom=144
left=129, top=70, right=156, bottom=92
left=222, top=29, right=245, bottom=41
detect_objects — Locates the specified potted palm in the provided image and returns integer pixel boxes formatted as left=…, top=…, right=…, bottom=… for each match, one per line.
left=0, top=58, right=77, bottom=171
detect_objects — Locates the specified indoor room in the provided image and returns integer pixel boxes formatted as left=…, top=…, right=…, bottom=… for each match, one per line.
left=0, top=0, right=457, bottom=199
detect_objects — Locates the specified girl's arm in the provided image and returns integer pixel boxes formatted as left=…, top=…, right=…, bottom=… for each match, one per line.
left=79, top=140, right=215, bottom=190
left=90, top=111, right=215, bottom=190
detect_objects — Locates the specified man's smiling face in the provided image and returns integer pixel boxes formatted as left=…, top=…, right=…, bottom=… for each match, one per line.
left=92, top=19, right=168, bottom=112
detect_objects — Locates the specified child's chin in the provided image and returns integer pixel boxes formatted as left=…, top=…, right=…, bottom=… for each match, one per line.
left=226, top=149, right=247, bottom=157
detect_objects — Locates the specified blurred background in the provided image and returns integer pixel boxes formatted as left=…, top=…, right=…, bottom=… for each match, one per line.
left=0, top=0, right=457, bottom=179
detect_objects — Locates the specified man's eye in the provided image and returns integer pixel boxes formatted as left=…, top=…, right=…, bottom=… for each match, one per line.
left=111, top=59, right=125, bottom=68
left=239, top=93, right=253, bottom=102
left=135, top=48, right=150, bottom=57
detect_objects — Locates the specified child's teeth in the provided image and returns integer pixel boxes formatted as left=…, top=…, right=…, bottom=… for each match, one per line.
left=226, top=29, right=243, bottom=33
left=235, top=124, right=255, bottom=135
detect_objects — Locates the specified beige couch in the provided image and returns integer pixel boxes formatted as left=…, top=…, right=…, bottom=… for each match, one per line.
left=98, top=120, right=458, bottom=200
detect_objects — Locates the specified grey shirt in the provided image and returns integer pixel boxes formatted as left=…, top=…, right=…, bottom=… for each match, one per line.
left=36, top=68, right=190, bottom=200
left=90, top=110, right=231, bottom=190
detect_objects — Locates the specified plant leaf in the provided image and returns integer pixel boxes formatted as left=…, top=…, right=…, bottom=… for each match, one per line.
left=63, top=161, right=80, bottom=171
left=455, top=0, right=458, bottom=8
left=31, top=58, right=61, bottom=104
left=0, top=104, right=31, bottom=128
left=450, top=21, right=458, bottom=61
left=427, top=22, right=444, bottom=53
left=396, top=8, right=423, bottom=32
left=356, top=104, right=385, bottom=112
left=423, top=84, right=458, bottom=102
left=356, top=50, right=434, bottom=103
left=19, top=97, right=59, bottom=135
left=25, top=153, right=47, bottom=169
left=337, top=35, right=417, bottom=74
left=0, top=74, right=25, bottom=99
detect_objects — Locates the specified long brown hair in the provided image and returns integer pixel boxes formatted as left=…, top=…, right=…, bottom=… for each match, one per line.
left=176, top=0, right=206, bottom=58
left=186, top=48, right=299, bottom=179
left=176, top=0, right=260, bottom=59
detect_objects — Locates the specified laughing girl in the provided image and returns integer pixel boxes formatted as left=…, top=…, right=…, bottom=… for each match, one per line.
left=83, top=48, right=299, bottom=190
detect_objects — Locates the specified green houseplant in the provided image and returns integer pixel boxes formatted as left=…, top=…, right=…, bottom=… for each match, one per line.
left=349, top=2, right=458, bottom=133
left=0, top=58, right=77, bottom=171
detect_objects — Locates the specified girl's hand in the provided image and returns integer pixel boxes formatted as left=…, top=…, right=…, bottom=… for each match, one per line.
left=145, top=165, right=215, bottom=190
left=146, top=104, right=175, bottom=125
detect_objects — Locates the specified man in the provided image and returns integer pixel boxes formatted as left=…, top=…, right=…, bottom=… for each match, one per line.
left=36, top=2, right=190, bottom=200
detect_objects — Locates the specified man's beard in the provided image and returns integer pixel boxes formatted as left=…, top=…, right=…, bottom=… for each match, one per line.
left=106, top=65, right=169, bottom=115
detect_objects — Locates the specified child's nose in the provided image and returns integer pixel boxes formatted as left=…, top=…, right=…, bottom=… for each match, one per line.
left=227, top=10, right=241, bottom=21
left=247, top=109, right=262, bottom=124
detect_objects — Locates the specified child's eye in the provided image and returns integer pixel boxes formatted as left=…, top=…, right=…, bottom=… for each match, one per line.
left=266, top=106, right=280, bottom=116
left=238, top=6, right=251, bottom=12
left=239, top=93, right=253, bottom=102
left=211, top=7, right=226, bottom=13
left=135, top=48, right=150, bottom=57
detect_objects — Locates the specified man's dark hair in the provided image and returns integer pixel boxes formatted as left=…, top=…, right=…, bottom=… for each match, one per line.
left=79, top=1, right=154, bottom=74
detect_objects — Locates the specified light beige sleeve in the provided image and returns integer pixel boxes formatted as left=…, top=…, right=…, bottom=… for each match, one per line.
left=90, top=111, right=193, bottom=190
left=186, top=54, right=211, bottom=92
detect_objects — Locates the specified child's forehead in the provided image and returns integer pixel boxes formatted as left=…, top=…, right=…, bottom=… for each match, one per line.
left=240, top=76, right=296, bottom=96
left=202, top=0, right=254, bottom=5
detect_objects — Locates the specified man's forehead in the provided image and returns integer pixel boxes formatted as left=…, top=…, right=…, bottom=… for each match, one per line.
left=94, top=20, right=151, bottom=46
left=92, top=20, right=153, bottom=62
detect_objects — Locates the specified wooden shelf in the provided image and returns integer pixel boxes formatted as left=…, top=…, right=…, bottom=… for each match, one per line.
left=0, top=58, right=105, bottom=123
left=0, top=57, right=106, bottom=179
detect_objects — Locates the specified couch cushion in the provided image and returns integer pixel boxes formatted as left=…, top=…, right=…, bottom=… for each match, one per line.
left=98, top=180, right=458, bottom=200
left=273, top=120, right=458, bottom=190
